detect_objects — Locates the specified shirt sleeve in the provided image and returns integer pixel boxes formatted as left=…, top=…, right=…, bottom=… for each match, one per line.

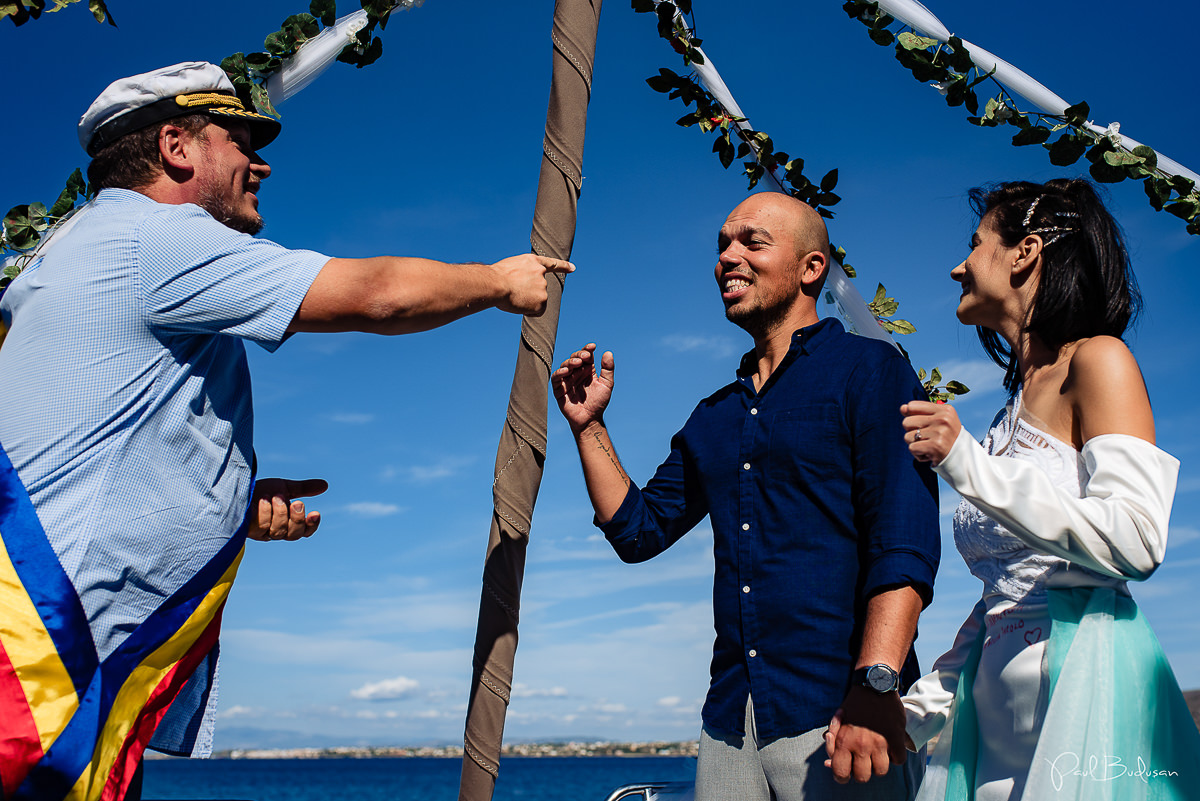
left=136, top=204, right=330, bottom=352
left=903, top=598, right=985, bottom=750
left=847, top=348, right=941, bottom=605
left=598, top=427, right=709, bottom=563
left=934, top=428, right=1177, bottom=580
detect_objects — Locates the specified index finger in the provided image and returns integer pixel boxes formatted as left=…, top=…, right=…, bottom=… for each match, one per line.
left=900, top=400, right=941, bottom=418
left=280, top=478, right=329, bottom=499
left=536, top=257, right=575, bottom=274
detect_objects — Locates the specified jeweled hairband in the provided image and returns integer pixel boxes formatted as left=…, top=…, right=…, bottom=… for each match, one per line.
left=1023, top=194, right=1081, bottom=246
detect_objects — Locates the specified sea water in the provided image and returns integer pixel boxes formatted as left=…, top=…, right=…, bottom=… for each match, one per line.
left=142, top=756, right=696, bottom=800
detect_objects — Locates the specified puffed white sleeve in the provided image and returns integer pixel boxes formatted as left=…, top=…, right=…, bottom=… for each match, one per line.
left=903, top=598, right=985, bottom=751
left=934, top=429, right=1179, bottom=580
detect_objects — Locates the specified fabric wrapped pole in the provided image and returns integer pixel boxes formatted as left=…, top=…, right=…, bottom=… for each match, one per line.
left=457, top=1, right=602, bottom=799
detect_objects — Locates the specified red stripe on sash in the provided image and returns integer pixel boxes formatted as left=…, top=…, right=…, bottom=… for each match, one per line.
left=98, top=604, right=226, bottom=801
left=0, top=638, right=44, bottom=799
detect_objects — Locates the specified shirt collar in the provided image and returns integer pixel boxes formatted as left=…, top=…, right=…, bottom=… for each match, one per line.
left=735, top=316, right=844, bottom=378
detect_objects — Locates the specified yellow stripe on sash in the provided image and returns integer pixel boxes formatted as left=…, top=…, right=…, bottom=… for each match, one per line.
left=67, top=546, right=245, bottom=801
left=0, top=533, right=79, bottom=754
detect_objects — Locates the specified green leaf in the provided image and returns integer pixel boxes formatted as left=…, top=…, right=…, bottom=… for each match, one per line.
left=89, top=0, right=113, bottom=25
left=645, top=68, right=678, bottom=93
left=944, top=381, right=971, bottom=395
left=1063, top=100, right=1090, bottom=127
left=820, top=168, right=838, bottom=192
left=946, top=36, right=975, bottom=73
left=1165, top=197, right=1200, bottom=221
left=1144, top=177, right=1171, bottom=211
left=310, top=0, right=335, bottom=26
left=868, top=27, right=894, bottom=46
left=1169, top=175, right=1196, bottom=195
left=930, top=367, right=942, bottom=384
left=1102, top=149, right=1142, bottom=167
left=3, top=205, right=38, bottom=250
left=1131, top=145, right=1158, bottom=171
left=888, top=318, right=917, bottom=335
left=917, top=367, right=927, bottom=381
left=1047, top=133, right=1087, bottom=166
left=1011, top=126, right=1051, bottom=146
left=897, top=31, right=938, bottom=51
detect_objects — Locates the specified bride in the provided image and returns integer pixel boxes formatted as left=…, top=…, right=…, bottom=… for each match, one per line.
left=896, top=178, right=1200, bottom=801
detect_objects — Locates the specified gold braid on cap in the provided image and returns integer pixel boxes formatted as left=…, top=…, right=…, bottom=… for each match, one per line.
left=175, top=92, right=246, bottom=110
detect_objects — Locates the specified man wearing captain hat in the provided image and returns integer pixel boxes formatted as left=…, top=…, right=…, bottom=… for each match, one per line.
left=0, top=61, right=572, bottom=801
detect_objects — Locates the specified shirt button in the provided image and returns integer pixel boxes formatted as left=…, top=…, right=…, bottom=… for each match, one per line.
left=743, top=463, right=751, bottom=470
left=742, top=523, right=749, bottom=531
left=743, top=585, right=750, bottom=593
left=750, top=408, right=759, bottom=415
left=748, top=649, right=757, bottom=658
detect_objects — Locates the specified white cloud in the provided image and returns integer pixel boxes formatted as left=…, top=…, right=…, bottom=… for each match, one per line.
left=656, top=696, right=681, bottom=707
left=1170, top=526, right=1200, bottom=547
left=926, top=358, right=1004, bottom=404
left=594, top=702, right=627, bottom=714
left=217, top=705, right=260, bottom=719
left=350, top=675, right=420, bottom=701
left=661, top=334, right=737, bottom=359
left=329, top=413, right=375, bottom=425
left=381, top=457, right=476, bottom=484
left=511, top=683, right=568, bottom=699
left=344, top=502, right=404, bottom=518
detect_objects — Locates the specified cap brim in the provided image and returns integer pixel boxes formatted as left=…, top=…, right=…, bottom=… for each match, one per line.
left=206, top=106, right=282, bottom=151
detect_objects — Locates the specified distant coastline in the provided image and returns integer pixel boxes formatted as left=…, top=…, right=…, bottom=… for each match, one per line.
left=157, top=689, right=1197, bottom=762
left=195, top=741, right=699, bottom=761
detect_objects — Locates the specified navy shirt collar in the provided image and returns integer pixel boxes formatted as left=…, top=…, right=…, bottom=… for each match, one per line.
left=735, top=317, right=844, bottom=388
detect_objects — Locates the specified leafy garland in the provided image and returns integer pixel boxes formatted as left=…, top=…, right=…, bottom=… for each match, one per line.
left=843, top=0, right=1199, bottom=236
left=1, top=0, right=114, bottom=27
left=1, top=0, right=409, bottom=289
left=634, top=0, right=968, bottom=401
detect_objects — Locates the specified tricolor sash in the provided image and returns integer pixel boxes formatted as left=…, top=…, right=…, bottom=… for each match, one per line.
left=0, top=443, right=246, bottom=801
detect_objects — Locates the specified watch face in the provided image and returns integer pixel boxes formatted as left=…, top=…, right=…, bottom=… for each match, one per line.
left=866, top=664, right=898, bottom=693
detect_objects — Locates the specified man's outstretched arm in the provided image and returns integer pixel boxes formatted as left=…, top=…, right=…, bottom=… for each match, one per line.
left=289, top=254, right=574, bottom=335
left=552, top=343, right=629, bottom=523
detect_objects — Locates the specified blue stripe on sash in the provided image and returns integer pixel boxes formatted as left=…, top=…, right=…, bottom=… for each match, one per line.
left=0, top=442, right=96, bottom=697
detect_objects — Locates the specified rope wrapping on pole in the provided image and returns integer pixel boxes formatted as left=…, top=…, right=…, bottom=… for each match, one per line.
left=458, top=1, right=602, bottom=798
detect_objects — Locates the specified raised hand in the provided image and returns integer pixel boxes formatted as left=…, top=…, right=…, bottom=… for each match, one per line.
left=552, top=343, right=614, bottom=435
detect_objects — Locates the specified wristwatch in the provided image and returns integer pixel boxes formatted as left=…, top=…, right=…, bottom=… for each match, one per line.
left=853, top=663, right=900, bottom=694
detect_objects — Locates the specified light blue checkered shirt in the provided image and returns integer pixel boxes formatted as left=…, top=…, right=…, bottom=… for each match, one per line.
left=0, top=188, right=329, bottom=755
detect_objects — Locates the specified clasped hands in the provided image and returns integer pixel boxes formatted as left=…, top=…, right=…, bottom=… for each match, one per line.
left=823, top=684, right=911, bottom=784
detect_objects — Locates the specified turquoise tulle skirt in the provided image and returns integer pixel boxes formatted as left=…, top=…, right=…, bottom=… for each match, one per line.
left=918, top=586, right=1200, bottom=800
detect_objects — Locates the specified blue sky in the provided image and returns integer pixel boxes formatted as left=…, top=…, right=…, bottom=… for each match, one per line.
left=4, top=0, right=1198, bottom=749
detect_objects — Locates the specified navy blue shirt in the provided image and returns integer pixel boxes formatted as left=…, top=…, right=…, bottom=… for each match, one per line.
left=600, top=318, right=940, bottom=739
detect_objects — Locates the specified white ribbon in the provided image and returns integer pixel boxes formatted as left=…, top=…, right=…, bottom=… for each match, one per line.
left=873, top=0, right=1198, bottom=187
left=266, top=1, right=425, bottom=107
left=267, top=11, right=370, bottom=105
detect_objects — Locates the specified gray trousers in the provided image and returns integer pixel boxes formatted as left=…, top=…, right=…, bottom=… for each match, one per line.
left=695, top=696, right=922, bottom=801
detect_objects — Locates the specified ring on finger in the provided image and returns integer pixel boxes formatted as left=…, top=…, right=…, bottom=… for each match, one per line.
left=914, top=429, right=923, bottom=442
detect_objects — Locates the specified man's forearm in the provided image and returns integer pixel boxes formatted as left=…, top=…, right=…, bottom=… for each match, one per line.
left=291, top=256, right=506, bottom=334
left=573, top=420, right=632, bottom=524
left=856, top=585, right=923, bottom=670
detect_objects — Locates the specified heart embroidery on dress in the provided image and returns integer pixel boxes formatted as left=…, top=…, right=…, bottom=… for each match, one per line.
left=1024, top=627, right=1043, bottom=646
